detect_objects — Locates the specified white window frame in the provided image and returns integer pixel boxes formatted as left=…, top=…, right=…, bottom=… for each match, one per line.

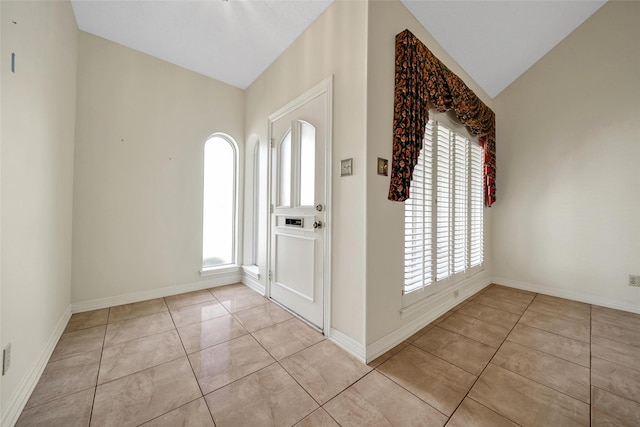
left=201, top=133, right=240, bottom=273
left=403, top=111, right=484, bottom=307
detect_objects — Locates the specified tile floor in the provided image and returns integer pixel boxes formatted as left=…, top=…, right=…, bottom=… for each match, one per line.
left=15, top=283, right=640, bottom=426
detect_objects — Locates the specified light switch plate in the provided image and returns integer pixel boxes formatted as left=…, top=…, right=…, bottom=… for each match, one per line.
left=377, top=158, right=388, bottom=176
left=341, top=158, right=353, bottom=176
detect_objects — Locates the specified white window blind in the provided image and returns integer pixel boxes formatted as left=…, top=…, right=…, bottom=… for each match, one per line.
left=404, top=113, right=484, bottom=305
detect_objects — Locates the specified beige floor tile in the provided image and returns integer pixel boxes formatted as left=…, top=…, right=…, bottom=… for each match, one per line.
left=592, top=335, right=640, bottom=372
left=280, top=340, right=372, bottom=405
left=108, top=298, right=168, bottom=323
left=205, top=363, right=318, bottom=427
left=252, top=318, right=325, bottom=360
left=480, top=286, right=536, bottom=306
left=98, top=330, right=185, bottom=384
left=50, top=325, right=105, bottom=362
left=592, top=320, right=640, bottom=347
left=376, top=345, right=476, bottom=416
left=413, top=326, right=496, bottom=375
left=472, top=294, right=529, bottom=315
left=177, top=314, right=248, bottom=353
left=189, top=334, right=275, bottom=394
left=368, top=342, right=409, bottom=368
left=208, top=283, right=252, bottom=298
left=169, top=300, right=228, bottom=328
left=527, top=300, right=590, bottom=325
left=294, top=408, right=339, bottom=427
left=446, top=397, right=519, bottom=427
left=591, top=386, right=640, bottom=427
left=534, top=294, right=590, bottom=311
left=592, top=305, right=640, bottom=330
left=16, top=388, right=94, bottom=427
left=209, top=284, right=266, bottom=310
left=64, top=309, right=109, bottom=333
left=438, top=313, right=510, bottom=348
left=324, top=370, right=447, bottom=427
left=469, top=364, right=589, bottom=427
left=164, top=290, right=216, bottom=310
left=232, top=302, right=294, bottom=332
left=140, top=398, right=214, bottom=427
left=91, top=357, right=201, bottom=427
left=104, top=311, right=175, bottom=347
left=25, top=350, right=100, bottom=409
left=592, top=357, right=640, bottom=404
left=433, top=310, right=456, bottom=324
left=507, top=324, right=590, bottom=367
left=405, top=324, right=435, bottom=343
left=519, top=310, right=590, bottom=343
left=27, top=289, right=640, bottom=426
left=451, top=299, right=470, bottom=312
left=492, top=341, right=590, bottom=403
left=457, top=301, right=521, bottom=329
left=216, top=292, right=269, bottom=313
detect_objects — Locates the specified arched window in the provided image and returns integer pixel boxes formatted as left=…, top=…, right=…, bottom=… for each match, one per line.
left=252, top=142, right=260, bottom=265
left=202, top=134, right=238, bottom=269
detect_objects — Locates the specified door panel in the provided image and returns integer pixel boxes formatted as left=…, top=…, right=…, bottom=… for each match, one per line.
left=270, top=88, right=328, bottom=329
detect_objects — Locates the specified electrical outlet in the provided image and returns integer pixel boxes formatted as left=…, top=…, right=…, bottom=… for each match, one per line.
left=3, top=343, right=11, bottom=375
left=630, top=275, right=640, bottom=287
left=454, top=290, right=460, bottom=298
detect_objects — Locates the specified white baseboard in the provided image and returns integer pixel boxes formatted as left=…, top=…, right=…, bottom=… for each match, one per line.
left=493, top=277, right=640, bottom=314
left=330, top=328, right=367, bottom=363
left=72, top=272, right=242, bottom=313
left=366, top=276, right=491, bottom=363
left=1, top=306, right=71, bottom=427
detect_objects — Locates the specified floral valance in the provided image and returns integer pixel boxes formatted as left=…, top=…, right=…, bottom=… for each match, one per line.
left=388, top=29, right=496, bottom=207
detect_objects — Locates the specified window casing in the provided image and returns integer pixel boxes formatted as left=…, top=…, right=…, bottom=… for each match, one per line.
left=202, top=134, right=239, bottom=269
left=404, top=112, right=484, bottom=306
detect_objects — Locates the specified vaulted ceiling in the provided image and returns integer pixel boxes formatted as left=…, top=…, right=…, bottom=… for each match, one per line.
left=71, top=0, right=607, bottom=98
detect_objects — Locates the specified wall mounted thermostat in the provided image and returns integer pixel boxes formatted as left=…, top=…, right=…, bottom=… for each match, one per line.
left=340, top=158, right=353, bottom=177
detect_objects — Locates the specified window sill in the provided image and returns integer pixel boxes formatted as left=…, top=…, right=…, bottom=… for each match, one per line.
left=200, top=265, right=240, bottom=277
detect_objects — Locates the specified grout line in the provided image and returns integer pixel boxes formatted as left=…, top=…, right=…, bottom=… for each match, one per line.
left=27, top=283, right=637, bottom=426
left=88, top=316, right=109, bottom=426
left=373, top=364, right=450, bottom=420
left=443, top=293, right=535, bottom=424
left=590, top=302, right=593, bottom=427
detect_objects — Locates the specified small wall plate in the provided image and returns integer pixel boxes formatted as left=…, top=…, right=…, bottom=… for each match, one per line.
left=377, top=158, right=388, bottom=176
left=341, top=158, right=353, bottom=176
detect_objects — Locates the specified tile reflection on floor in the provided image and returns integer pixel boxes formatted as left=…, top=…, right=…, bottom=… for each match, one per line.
left=16, top=283, right=640, bottom=426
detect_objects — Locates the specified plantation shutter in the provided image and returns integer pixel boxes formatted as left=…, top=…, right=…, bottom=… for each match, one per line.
left=404, top=113, right=484, bottom=305
left=404, top=121, right=434, bottom=294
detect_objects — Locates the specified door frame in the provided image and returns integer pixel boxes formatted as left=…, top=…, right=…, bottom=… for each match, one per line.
left=266, top=76, right=333, bottom=335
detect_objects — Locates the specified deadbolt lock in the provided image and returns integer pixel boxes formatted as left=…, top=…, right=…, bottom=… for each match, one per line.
left=315, top=204, right=324, bottom=212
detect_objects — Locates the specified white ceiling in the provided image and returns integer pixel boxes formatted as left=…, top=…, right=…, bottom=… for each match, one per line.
left=71, top=0, right=607, bottom=97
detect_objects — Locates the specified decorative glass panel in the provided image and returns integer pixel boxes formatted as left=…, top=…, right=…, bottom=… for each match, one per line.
left=299, top=122, right=316, bottom=206
left=279, top=130, right=292, bottom=207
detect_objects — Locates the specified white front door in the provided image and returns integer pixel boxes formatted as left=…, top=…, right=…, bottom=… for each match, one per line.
left=269, top=80, right=331, bottom=330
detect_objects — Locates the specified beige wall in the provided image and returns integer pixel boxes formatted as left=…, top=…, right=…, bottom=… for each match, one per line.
left=492, top=1, right=640, bottom=309
left=365, top=0, right=494, bottom=347
left=245, top=0, right=368, bottom=345
left=1, top=0, right=77, bottom=420
left=72, top=32, right=245, bottom=303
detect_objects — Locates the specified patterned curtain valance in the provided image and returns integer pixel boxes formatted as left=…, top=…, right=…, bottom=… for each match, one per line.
left=388, top=29, right=496, bottom=207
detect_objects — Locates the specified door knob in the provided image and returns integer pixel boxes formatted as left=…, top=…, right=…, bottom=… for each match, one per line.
left=313, top=220, right=323, bottom=229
